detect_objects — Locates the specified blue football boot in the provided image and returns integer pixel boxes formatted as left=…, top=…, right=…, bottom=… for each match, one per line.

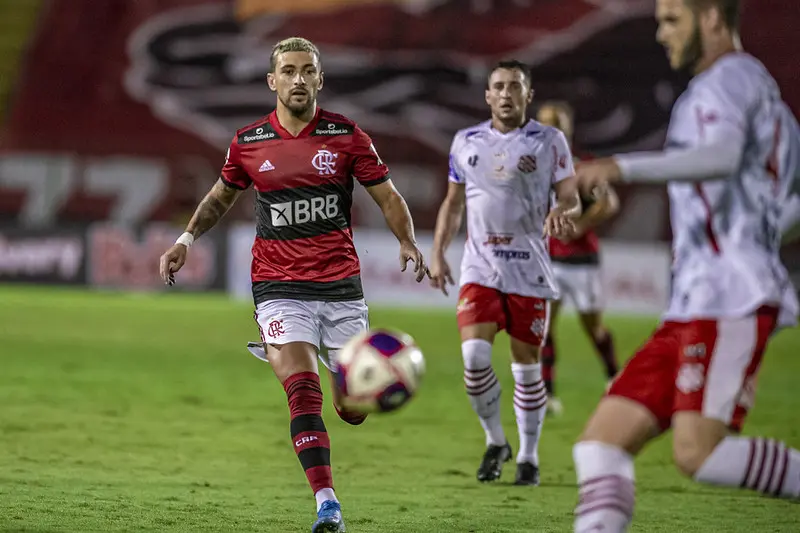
left=312, top=500, right=345, bottom=533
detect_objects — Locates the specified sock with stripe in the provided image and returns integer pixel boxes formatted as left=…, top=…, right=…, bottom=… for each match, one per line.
left=573, top=441, right=635, bottom=533
left=512, top=362, right=547, bottom=465
left=694, top=436, right=800, bottom=499
left=462, top=339, right=506, bottom=446
left=283, top=371, right=339, bottom=511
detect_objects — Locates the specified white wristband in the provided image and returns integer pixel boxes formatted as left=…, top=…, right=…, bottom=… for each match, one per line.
left=176, top=232, right=194, bottom=248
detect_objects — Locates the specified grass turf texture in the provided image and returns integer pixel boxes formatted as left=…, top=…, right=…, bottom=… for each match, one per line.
left=1, top=286, right=798, bottom=532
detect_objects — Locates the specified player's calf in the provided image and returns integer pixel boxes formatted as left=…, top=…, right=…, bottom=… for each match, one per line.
left=573, top=397, right=659, bottom=533
left=673, top=413, right=800, bottom=499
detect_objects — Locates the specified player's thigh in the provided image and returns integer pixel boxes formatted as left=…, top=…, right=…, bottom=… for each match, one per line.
left=320, top=299, right=370, bottom=371
left=254, top=299, right=323, bottom=381
left=505, top=294, right=549, bottom=351
left=584, top=323, right=679, bottom=451
left=457, top=283, right=503, bottom=342
left=673, top=306, right=779, bottom=433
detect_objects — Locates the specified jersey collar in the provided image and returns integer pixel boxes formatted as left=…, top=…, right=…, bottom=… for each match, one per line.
left=268, top=106, right=323, bottom=139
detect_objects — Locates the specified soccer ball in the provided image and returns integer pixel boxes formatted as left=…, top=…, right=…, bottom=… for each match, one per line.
left=335, top=329, right=425, bottom=413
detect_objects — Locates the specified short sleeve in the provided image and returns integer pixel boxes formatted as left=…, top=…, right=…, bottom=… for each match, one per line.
left=351, top=126, right=390, bottom=187
left=687, top=67, right=750, bottom=147
left=448, top=134, right=465, bottom=184
left=220, top=137, right=252, bottom=190
left=550, top=130, right=575, bottom=184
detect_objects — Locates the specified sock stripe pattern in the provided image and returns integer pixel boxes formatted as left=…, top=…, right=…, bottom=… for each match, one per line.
left=741, top=438, right=789, bottom=496
left=464, top=366, right=499, bottom=396
left=284, top=372, right=334, bottom=494
left=513, top=379, right=547, bottom=411
left=576, top=475, right=636, bottom=522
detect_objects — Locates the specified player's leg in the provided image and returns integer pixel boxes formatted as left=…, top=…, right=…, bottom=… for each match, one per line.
left=572, top=324, right=677, bottom=532
left=255, top=301, right=344, bottom=533
left=506, top=295, right=549, bottom=485
left=670, top=307, right=800, bottom=500
left=578, top=311, right=619, bottom=385
left=542, top=298, right=562, bottom=416
left=320, top=299, right=372, bottom=426
left=573, top=265, right=619, bottom=385
left=457, top=283, right=510, bottom=482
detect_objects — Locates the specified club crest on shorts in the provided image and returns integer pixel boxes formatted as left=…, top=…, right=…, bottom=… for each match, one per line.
left=676, top=362, right=705, bottom=394
left=267, top=319, right=285, bottom=337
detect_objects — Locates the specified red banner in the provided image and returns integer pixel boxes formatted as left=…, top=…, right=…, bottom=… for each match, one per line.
left=1, top=0, right=797, bottom=241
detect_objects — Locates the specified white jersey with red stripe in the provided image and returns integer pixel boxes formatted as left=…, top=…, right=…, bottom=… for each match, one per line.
left=448, top=119, right=574, bottom=299
left=661, top=53, right=799, bottom=325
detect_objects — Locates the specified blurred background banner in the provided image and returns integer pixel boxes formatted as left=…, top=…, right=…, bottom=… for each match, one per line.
left=0, top=0, right=797, bottom=302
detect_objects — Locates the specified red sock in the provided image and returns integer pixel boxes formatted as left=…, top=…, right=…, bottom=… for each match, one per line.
left=283, top=372, right=333, bottom=494
left=592, top=330, right=619, bottom=379
left=541, top=334, right=555, bottom=395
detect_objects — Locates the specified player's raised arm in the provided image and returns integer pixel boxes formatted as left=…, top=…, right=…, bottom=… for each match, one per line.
left=159, top=141, right=250, bottom=285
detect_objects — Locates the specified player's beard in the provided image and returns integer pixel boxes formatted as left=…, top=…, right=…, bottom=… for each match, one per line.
left=279, top=91, right=316, bottom=117
left=679, top=22, right=704, bottom=72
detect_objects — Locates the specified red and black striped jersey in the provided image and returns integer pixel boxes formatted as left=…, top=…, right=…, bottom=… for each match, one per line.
left=220, top=108, right=389, bottom=304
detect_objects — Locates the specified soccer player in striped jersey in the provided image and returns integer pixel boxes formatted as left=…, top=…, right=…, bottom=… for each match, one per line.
left=158, top=37, right=427, bottom=533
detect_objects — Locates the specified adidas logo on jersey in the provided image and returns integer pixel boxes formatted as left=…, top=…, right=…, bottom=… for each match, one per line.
left=259, top=160, right=275, bottom=172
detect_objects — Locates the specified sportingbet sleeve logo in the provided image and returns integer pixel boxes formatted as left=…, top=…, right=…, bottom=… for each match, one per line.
left=270, top=194, right=340, bottom=227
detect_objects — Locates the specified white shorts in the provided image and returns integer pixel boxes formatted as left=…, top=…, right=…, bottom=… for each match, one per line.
left=552, top=263, right=602, bottom=312
left=248, top=299, right=370, bottom=371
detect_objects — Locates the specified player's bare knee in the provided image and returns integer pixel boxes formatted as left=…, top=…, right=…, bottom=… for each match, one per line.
left=459, top=323, right=497, bottom=343
left=510, top=338, right=539, bottom=364
left=579, top=397, right=658, bottom=455
left=268, top=342, right=320, bottom=383
left=672, top=412, right=728, bottom=477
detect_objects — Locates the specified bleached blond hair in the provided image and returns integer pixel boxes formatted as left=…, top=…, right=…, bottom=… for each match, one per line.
left=269, top=37, right=321, bottom=72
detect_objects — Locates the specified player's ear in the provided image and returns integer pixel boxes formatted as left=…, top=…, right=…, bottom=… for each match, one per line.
left=318, top=70, right=324, bottom=91
left=527, top=87, right=535, bottom=105
left=266, top=72, right=276, bottom=92
left=485, top=88, right=491, bottom=107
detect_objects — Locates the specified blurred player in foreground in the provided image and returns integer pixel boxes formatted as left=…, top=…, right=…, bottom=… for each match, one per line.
left=566, top=1, right=800, bottom=530
left=536, top=101, right=620, bottom=416
left=430, top=60, right=580, bottom=486
left=158, top=37, right=427, bottom=533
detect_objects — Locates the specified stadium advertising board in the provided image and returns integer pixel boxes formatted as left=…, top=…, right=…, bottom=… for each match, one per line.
left=87, top=224, right=226, bottom=292
left=226, top=225, right=670, bottom=312
left=0, top=227, right=86, bottom=285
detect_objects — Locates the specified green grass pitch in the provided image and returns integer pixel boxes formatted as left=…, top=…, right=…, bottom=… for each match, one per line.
left=1, top=285, right=798, bottom=532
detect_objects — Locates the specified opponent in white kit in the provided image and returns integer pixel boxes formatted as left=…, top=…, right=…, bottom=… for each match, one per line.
left=564, top=1, right=800, bottom=531
left=430, top=60, right=580, bottom=486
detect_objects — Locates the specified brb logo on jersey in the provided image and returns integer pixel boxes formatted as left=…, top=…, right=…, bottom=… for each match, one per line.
left=270, top=194, right=340, bottom=227
left=312, top=150, right=338, bottom=175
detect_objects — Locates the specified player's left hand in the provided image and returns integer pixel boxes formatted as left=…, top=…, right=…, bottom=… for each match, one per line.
left=574, top=157, right=623, bottom=198
left=399, top=240, right=429, bottom=283
left=544, top=210, right=576, bottom=240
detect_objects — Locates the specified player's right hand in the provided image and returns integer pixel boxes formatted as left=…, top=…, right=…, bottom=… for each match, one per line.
left=158, top=244, right=188, bottom=286
left=429, top=255, right=455, bottom=296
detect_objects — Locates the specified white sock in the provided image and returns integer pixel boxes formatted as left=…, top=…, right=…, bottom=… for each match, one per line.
left=462, top=339, right=506, bottom=447
left=695, top=437, right=800, bottom=498
left=573, top=441, right=635, bottom=533
left=314, top=488, right=338, bottom=512
left=511, top=362, right=546, bottom=465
